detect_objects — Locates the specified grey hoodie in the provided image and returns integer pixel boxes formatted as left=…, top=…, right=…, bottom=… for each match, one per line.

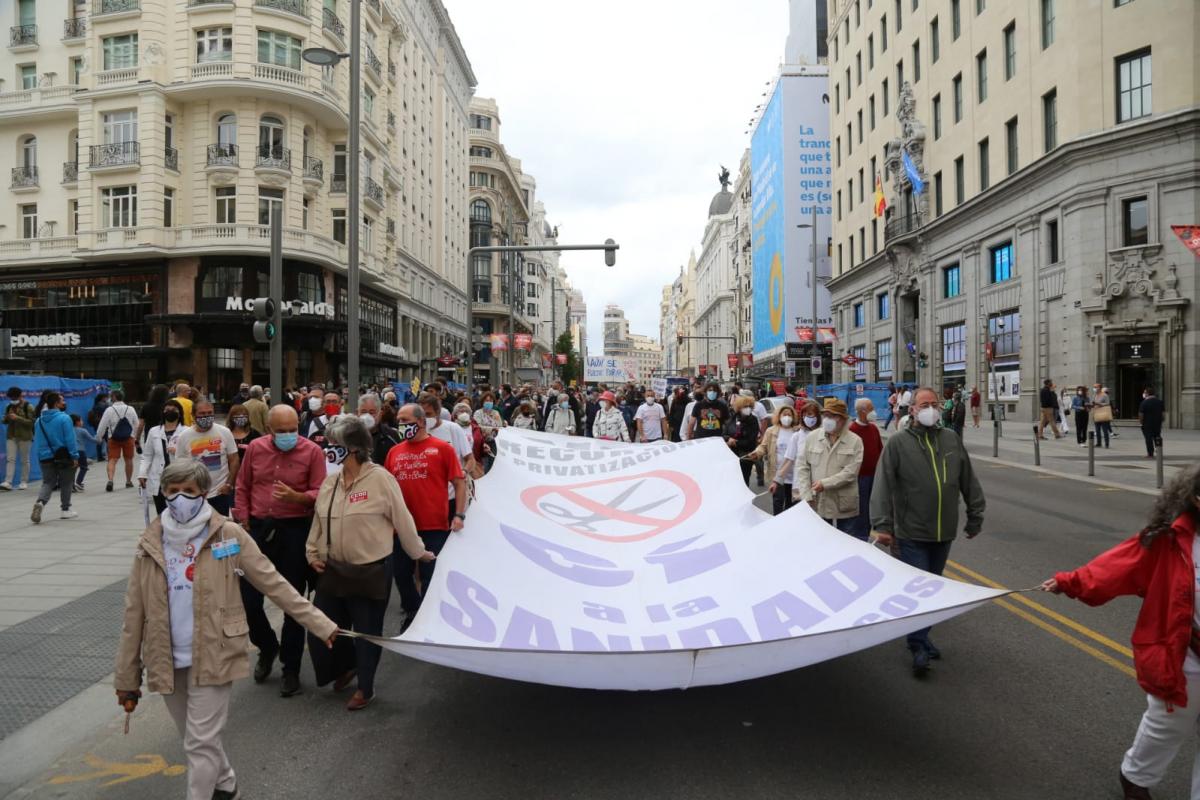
left=870, top=423, right=985, bottom=542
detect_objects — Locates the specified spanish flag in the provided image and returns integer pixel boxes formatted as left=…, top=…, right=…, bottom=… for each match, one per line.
left=873, top=173, right=887, bottom=218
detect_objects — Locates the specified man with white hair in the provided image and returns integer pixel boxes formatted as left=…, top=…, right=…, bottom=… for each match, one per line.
left=357, top=392, right=400, bottom=464
left=244, top=385, right=270, bottom=434
left=848, top=397, right=883, bottom=540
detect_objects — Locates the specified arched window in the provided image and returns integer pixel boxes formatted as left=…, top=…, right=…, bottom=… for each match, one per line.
left=258, top=115, right=284, bottom=159
left=216, top=113, right=236, bottom=148
left=470, top=199, right=491, bottom=225
left=20, top=135, right=36, bottom=168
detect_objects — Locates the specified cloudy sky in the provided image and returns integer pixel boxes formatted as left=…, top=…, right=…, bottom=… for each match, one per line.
left=446, top=0, right=790, bottom=353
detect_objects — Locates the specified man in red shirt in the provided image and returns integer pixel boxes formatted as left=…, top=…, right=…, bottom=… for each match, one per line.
left=848, top=397, right=884, bottom=541
left=385, top=403, right=466, bottom=631
left=233, top=404, right=327, bottom=696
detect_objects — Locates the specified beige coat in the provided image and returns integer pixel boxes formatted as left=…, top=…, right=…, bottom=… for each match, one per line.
left=306, top=462, right=426, bottom=565
left=793, top=428, right=864, bottom=519
left=750, top=425, right=802, bottom=484
left=114, top=512, right=337, bottom=694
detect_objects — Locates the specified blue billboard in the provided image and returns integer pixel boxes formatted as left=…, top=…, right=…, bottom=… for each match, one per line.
left=751, top=86, right=786, bottom=353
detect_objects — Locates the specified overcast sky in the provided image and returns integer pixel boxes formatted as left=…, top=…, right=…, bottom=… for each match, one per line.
left=446, top=0, right=789, bottom=353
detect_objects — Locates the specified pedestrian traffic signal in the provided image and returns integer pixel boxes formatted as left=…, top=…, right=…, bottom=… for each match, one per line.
left=252, top=297, right=276, bottom=344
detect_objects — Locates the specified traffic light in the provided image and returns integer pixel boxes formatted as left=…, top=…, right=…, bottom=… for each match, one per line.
left=677, top=333, right=684, bottom=346
left=604, top=238, right=617, bottom=267
left=252, top=297, right=276, bottom=344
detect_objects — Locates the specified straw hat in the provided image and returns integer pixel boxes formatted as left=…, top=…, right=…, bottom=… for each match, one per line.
left=822, top=398, right=850, bottom=418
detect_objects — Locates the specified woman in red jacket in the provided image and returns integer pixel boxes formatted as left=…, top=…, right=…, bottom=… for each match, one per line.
left=1042, top=465, right=1200, bottom=800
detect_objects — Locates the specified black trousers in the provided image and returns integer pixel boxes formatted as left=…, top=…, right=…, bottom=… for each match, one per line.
left=309, top=557, right=393, bottom=697
left=393, top=530, right=450, bottom=618
left=771, top=484, right=794, bottom=516
left=240, top=516, right=311, bottom=675
left=1075, top=410, right=1089, bottom=444
left=1143, top=427, right=1162, bottom=457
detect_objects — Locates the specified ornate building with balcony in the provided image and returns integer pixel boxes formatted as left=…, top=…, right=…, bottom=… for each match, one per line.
left=825, top=0, right=1198, bottom=427
left=0, top=0, right=475, bottom=397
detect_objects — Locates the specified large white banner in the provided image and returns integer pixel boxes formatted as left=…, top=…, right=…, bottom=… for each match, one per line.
left=369, top=429, right=1004, bottom=690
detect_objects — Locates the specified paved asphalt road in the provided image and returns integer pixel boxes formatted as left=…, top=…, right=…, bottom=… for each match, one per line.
left=5, top=462, right=1183, bottom=800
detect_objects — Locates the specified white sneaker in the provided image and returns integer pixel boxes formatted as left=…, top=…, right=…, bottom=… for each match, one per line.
left=0, top=481, right=11, bottom=491
left=60, top=510, right=78, bottom=520
left=17, top=482, right=27, bottom=490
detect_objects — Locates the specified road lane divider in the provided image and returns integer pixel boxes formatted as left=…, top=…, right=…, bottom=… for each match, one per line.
left=947, top=559, right=1133, bottom=659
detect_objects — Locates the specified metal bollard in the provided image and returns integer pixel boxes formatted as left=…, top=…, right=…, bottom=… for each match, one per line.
left=1156, top=437, right=1164, bottom=489
left=1032, top=425, right=1041, bottom=466
left=1088, top=431, right=1095, bottom=476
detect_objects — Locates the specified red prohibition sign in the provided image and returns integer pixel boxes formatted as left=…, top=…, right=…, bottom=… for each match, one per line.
left=521, top=470, right=702, bottom=543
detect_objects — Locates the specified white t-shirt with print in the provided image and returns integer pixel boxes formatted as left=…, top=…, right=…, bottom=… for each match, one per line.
left=428, top=419, right=471, bottom=500
left=164, top=526, right=209, bottom=668
left=634, top=402, right=667, bottom=441
left=174, top=424, right=237, bottom=499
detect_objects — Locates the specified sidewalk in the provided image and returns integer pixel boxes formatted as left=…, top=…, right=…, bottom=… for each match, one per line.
left=956, top=418, right=1199, bottom=492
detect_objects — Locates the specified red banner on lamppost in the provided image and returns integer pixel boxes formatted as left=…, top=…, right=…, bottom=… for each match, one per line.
left=555, top=354, right=568, bottom=365
left=513, top=333, right=533, bottom=351
left=541, top=353, right=552, bottom=368
left=489, top=334, right=509, bottom=352
left=726, top=354, right=739, bottom=369
left=1171, top=225, right=1200, bottom=258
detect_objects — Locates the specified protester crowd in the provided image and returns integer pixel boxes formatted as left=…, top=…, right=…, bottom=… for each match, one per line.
left=0, top=373, right=1188, bottom=800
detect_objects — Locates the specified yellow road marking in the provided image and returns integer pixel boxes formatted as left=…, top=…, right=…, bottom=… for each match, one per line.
left=50, top=754, right=185, bottom=787
left=988, top=595, right=1138, bottom=678
left=947, top=559, right=1134, bottom=659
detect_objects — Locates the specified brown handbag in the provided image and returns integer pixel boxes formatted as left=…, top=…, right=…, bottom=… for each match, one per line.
left=1093, top=405, right=1113, bottom=423
left=316, top=480, right=390, bottom=601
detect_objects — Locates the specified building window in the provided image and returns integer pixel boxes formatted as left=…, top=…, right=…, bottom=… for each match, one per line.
left=332, top=143, right=346, bottom=180
left=856, top=52, right=862, bottom=85
left=951, top=0, right=961, bottom=39
left=470, top=199, right=491, bottom=225
left=257, top=188, right=283, bottom=226
left=258, top=115, right=284, bottom=157
left=1003, top=22, right=1016, bottom=80
left=846, top=68, right=852, bottom=99
left=71, top=57, right=83, bottom=86
left=932, top=94, right=942, bottom=139
left=256, top=29, right=301, bottom=70
left=469, top=145, right=492, bottom=158
left=912, top=42, right=920, bottom=83
left=976, top=49, right=988, bottom=102
left=989, top=311, right=1021, bottom=360
left=1041, top=0, right=1055, bottom=48
left=978, top=137, right=990, bottom=190
left=101, top=186, right=137, bottom=228
left=163, top=187, right=174, bottom=228
left=877, top=292, right=890, bottom=320
left=880, top=14, right=888, bottom=51
left=19, top=65, right=36, bottom=90
left=853, top=303, right=865, bottom=328
left=20, top=135, right=36, bottom=169
left=852, top=344, right=868, bottom=380
left=297, top=271, right=321, bottom=303
left=1047, top=219, right=1059, bottom=264
left=857, top=110, right=863, bottom=142
left=196, top=27, right=233, bottom=63
left=1042, top=89, right=1057, bottom=152
left=332, top=208, right=346, bottom=244
left=70, top=200, right=78, bottom=235
left=302, top=197, right=310, bottom=230
left=990, top=242, right=1013, bottom=282
left=102, top=34, right=138, bottom=70
left=1114, top=0, right=1134, bottom=5
left=869, top=95, right=876, bottom=129
left=894, top=0, right=902, bottom=30
left=954, top=156, right=965, bottom=204
left=934, top=171, right=943, bottom=216
left=943, top=263, right=961, bottom=297
left=469, top=113, right=492, bottom=130
left=859, top=168, right=865, bottom=203
left=201, top=266, right=241, bottom=299
left=930, top=17, right=940, bottom=62
left=363, top=87, right=374, bottom=119
left=361, top=216, right=372, bottom=250
left=952, top=73, right=963, bottom=121
left=868, top=34, right=874, bottom=68
left=1122, top=196, right=1148, bottom=246
left=876, top=339, right=893, bottom=376
left=102, top=110, right=137, bottom=144
left=1005, top=117, right=1019, bottom=174
left=20, top=204, right=37, bottom=240
left=975, top=0, right=985, bottom=13
left=882, top=78, right=889, bottom=115
left=215, top=186, right=236, bottom=224
left=1116, top=49, right=1151, bottom=123
left=895, top=61, right=903, bottom=95
left=942, top=323, right=967, bottom=374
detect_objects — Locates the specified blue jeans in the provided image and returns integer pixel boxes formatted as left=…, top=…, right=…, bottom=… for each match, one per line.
left=822, top=516, right=860, bottom=537
left=896, top=539, right=954, bottom=651
left=847, top=475, right=874, bottom=540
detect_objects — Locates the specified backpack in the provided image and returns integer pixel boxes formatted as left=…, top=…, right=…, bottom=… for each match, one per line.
left=111, top=407, right=134, bottom=442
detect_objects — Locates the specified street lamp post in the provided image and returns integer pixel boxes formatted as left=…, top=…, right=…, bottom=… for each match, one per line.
left=303, top=3, right=360, bottom=412
left=797, top=215, right=818, bottom=398
left=466, top=241, right=617, bottom=386
left=990, top=318, right=1005, bottom=457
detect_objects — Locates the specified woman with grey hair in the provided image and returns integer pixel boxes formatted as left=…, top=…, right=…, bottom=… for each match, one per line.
left=115, top=459, right=337, bottom=800
left=1042, top=464, right=1200, bottom=799
left=544, top=392, right=576, bottom=435
left=306, top=415, right=433, bottom=711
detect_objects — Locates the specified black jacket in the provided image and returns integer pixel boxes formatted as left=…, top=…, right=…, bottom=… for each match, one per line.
left=724, top=413, right=759, bottom=456
left=371, top=424, right=401, bottom=465
left=1039, top=387, right=1058, bottom=409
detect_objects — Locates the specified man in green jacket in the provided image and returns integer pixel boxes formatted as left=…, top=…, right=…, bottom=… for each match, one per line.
left=2, top=386, right=35, bottom=490
left=870, top=386, right=986, bottom=675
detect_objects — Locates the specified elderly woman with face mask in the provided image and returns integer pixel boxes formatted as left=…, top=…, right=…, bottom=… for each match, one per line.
left=306, top=416, right=433, bottom=711
left=749, top=403, right=801, bottom=515
left=116, top=459, right=337, bottom=800
left=793, top=398, right=865, bottom=537
left=544, top=392, right=576, bottom=436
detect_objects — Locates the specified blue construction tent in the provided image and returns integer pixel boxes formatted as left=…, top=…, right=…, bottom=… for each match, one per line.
left=816, top=382, right=893, bottom=416
left=0, top=375, right=111, bottom=483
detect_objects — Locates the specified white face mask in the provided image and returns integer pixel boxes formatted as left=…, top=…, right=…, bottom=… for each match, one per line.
left=803, top=415, right=818, bottom=428
left=916, top=407, right=941, bottom=428
left=308, top=397, right=322, bottom=411
left=165, top=492, right=206, bottom=524
left=779, top=415, right=794, bottom=428
left=821, top=417, right=840, bottom=433
left=600, top=401, right=610, bottom=410
left=457, top=412, right=471, bottom=425
left=359, top=412, right=377, bottom=430
left=867, top=410, right=878, bottom=423
left=740, top=408, right=753, bottom=417
left=425, top=416, right=437, bottom=429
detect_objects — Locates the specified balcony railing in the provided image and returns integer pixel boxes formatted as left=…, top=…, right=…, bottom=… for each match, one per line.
left=255, top=0, right=307, bottom=18
left=364, top=176, right=384, bottom=206
left=89, top=141, right=140, bottom=168
left=330, top=175, right=346, bottom=193
left=303, top=156, right=323, bottom=181
left=96, top=67, right=139, bottom=86
left=96, top=0, right=140, bottom=15
left=165, top=146, right=179, bottom=172
left=253, top=63, right=305, bottom=88
left=256, top=144, right=291, bottom=171
left=884, top=214, right=921, bottom=240
left=189, top=0, right=231, bottom=5
left=190, top=61, right=232, bottom=81
left=11, top=166, right=38, bottom=188
left=365, top=47, right=382, bottom=77
left=322, top=7, right=345, bottom=39
left=10, top=25, right=37, bottom=47
left=62, top=161, right=78, bottom=183
left=207, top=143, right=237, bottom=167
left=62, top=18, right=86, bottom=39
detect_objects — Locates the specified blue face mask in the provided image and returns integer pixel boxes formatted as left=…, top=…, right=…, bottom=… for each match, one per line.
left=273, top=432, right=298, bottom=452
left=706, top=391, right=717, bottom=401
left=483, top=401, right=494, bottom=411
